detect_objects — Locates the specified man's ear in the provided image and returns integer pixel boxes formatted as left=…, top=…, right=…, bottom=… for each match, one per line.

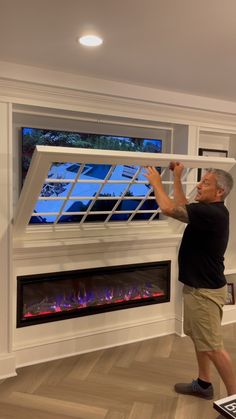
left=217, top=187, right=225, bottom=199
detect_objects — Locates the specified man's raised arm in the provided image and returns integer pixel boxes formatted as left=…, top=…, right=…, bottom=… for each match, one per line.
left=169, top=161, right=188, bottom=206
left=144, top=163, right=189, bottom=224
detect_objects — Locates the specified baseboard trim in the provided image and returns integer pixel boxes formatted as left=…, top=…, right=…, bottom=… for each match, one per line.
left=15, top=316, right=176, bottom=369
left=0, top=354, right=17, bottom=380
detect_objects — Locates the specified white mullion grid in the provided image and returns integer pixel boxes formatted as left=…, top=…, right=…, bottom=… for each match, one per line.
left=167, top=167, right=193, bottom=199
left=104, top=166, right=142, bottom=224
left=40, top=210, right=159, bottom=216
left=33, top=212, right=59, bottom=216
left=136, top=167, right=167, bottom=223
left=97, top=195, right=155, bottom=200
left=126, top=167, right=168, bottom=224
left=53, top=164, right=87, bottom=224
left=34, top=210, right=161, bottom=218
left=147, top=210, right=162, bottom=224
left=79, top=165, right=116, bottom=224
left=44, top=178, right=74, bottom=183
left=60, top=210, right=158, bottom=216
left=35, top=210, right=159, bottom=216
left=38, top=195, right=154, bottom=201
left=185, top=167, right=197, bottom=201
left=38, top=196, right=67, bottom=201
left=187, top=185, right=197, bottom=201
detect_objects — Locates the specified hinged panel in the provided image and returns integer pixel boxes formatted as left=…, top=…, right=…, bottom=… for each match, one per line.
left=13, top=145, right=236, bottom=238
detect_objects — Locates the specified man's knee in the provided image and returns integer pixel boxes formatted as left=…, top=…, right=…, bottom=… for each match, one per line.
left=203, top=349, right=223, bottom=361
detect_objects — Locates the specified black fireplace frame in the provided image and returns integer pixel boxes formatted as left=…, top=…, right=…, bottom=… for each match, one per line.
left=17, top=260, right=171, bottom=327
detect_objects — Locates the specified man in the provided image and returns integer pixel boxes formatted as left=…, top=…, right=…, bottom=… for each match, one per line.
left=145, top=162, right=236, bottom=400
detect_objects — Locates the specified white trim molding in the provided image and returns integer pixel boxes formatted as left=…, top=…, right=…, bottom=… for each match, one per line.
left=2, top=60, right=236, bottom=118
left=15, top=314, right=176, bottom=369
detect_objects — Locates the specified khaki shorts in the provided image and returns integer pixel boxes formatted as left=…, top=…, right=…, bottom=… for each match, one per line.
left=183, top=284, right=227, bottom=352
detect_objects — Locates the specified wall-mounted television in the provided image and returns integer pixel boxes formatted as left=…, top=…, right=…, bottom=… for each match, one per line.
left=21, top=127, right=162, bottom=224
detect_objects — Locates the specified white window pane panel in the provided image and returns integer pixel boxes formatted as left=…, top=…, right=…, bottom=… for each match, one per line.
left=129, top=183, right=151, bottom=196
left=30, top=215, right=58, bottom=224
left=139, top=199, right=158, bottom=211
left=71, top=183, right=101, bottom=197
left=14, top=145, right=235, bottom=237
left=79, top=164, right=112, bottom=180
left=109, top=165, right=140, bottom=181
left=48, top=162, right=80, bottom=179
left=66, top=163, right=91, bottom=176
left=82, top=213, right=112, bottom=222
left=58, top=214, right=84, bottom=223
left=90, top=199, right=119, bottom=212
left=63, top=200, right=90, bottom=212
left=99, top=183, right=129, bottom=196
left=34, top=200, right=64, bottom=213
left=40, top=183, right=71, bottom=197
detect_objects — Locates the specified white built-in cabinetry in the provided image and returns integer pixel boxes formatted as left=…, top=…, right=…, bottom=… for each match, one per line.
left=0, top=77, right=236, bottom=379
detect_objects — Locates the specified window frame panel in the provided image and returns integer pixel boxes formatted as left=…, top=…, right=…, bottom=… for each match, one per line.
left=13, top=145, right=236, bottom=238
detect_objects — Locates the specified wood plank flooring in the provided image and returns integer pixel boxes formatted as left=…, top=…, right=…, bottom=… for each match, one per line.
left=1, top=323, right=236, bottom=419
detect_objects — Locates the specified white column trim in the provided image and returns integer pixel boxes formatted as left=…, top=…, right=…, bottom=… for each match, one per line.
left=0, top=102, right=16, bottom=376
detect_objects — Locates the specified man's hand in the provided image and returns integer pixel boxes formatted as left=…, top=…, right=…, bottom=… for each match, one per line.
left=169, top=161, right=185, bottom=178
left=144, top=166, right=161, bottom=188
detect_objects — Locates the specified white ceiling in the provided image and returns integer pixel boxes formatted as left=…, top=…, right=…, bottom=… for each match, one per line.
left=1, top=0, right=236, bottom=102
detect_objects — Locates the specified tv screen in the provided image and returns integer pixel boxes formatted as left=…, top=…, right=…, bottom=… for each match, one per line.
left=22, top=127, right=162, bottom=224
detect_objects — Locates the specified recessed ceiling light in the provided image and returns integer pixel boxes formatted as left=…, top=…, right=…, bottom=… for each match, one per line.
left=79, top=35, right=103, bottom=47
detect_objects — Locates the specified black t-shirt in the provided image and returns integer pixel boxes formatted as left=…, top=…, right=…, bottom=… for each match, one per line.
left=178, top=202, right=229, bottom=289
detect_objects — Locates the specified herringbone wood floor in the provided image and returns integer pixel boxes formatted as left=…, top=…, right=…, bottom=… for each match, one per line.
left=1, top=324, right=236, bottom=419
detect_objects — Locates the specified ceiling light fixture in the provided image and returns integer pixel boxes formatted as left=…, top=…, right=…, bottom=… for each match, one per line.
left=79, top=35, right=103, bottom=47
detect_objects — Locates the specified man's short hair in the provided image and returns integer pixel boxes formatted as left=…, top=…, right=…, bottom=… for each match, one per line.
left=206, top=168, right=234, bottom=199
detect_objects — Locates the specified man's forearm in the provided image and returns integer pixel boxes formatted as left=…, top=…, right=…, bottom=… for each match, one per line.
left=152, top=182, right=175, bottom=214
left=153, top=182, right=189, bottom=223
left=173, top=176, right=188, bottom=205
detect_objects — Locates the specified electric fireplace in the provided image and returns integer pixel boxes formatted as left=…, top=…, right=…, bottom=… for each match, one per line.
left=17, top=261, right=171, bottom=327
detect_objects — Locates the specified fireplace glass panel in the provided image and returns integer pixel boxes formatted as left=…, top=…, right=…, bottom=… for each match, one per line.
left=17, top=261, right=170, bottom=327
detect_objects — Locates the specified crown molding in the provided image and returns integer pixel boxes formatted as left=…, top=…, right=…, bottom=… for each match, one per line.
left=1, top=60, right=236, bottom=114
left=1, top=73, right=236, bottom=130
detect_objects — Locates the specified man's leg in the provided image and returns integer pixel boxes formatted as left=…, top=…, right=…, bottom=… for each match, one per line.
left=195, top=347, right=236, bottom=395
left=174, top=342, right=214, bottom=399
left=195, top=348, right=211, bottom=382
left=175, top=286, right=234, bottom=398
left=206, top=348, right=236, bottom=396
